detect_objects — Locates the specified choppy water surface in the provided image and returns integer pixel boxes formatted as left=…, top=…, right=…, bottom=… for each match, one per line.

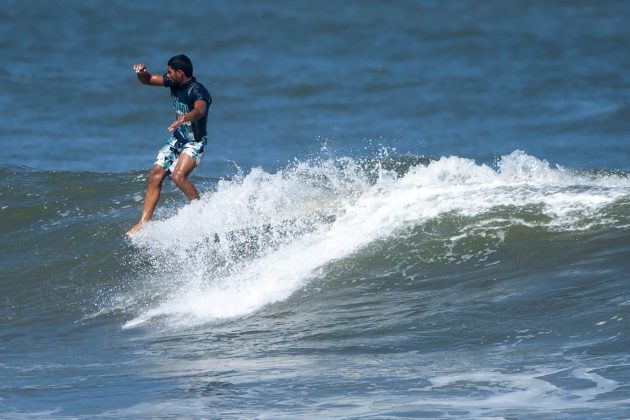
left=1, top=0, right=629, bottom=418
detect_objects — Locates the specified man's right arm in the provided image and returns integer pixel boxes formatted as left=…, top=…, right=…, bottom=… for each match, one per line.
left=133, top=63, right=164, bottom=86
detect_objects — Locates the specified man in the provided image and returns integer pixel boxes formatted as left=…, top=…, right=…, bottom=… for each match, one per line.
left=126, top=54, right=212, bottom=236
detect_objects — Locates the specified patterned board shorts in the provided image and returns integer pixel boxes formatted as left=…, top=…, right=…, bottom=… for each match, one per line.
left=154, top=136, right=207, bottom=173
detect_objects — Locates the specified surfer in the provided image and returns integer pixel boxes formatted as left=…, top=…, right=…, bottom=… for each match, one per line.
left=126, top=54, right=212, bottom=236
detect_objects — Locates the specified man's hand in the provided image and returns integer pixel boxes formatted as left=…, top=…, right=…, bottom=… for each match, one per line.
left=133, top=63, right=147, bottom=74
left=167, top=100, right=207, bottom=132
left=133, top=63, right=159, bottom=85
left=168, top=116, right=186, bottom=133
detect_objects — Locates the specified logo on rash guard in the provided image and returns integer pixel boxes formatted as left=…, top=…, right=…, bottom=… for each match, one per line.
left=171, top=96, right=190, bottom=115
left=171, top=96, right=193, bottom=140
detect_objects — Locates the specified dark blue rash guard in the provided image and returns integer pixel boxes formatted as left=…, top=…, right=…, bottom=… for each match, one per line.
left=163, top=75, right=212, bottom=143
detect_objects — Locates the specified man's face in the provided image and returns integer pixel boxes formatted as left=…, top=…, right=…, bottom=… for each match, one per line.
left=166, top=66, right=185, bottom=87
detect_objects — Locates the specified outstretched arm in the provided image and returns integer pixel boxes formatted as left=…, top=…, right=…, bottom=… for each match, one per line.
left=133, top=63, right=164, bottom=86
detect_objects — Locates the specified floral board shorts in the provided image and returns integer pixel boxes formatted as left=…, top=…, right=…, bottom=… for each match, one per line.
left=154, top=136, right=207, bottom=174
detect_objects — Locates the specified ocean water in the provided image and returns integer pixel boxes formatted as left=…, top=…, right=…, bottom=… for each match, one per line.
left=1, top=0, right=629, bottom=418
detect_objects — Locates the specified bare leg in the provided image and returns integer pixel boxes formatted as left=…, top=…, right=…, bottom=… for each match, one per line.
left=126, top=165, right=168, bottom=236
left=171, top=153, right=200, bottom=200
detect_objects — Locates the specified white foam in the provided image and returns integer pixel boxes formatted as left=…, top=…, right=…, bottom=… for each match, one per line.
left=420, top=367, right=627, bottom=416
left=125, top=151, right=629, bottom=327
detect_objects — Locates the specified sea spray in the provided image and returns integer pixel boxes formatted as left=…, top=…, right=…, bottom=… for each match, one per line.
left=124, top=151, right=629, bottom=328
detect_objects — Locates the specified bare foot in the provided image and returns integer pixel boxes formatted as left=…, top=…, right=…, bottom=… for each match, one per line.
left=126, top=222, right=145, bottom=237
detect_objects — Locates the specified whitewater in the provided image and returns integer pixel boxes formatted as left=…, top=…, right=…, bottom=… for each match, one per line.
left=123, top=150, right=630, bottom=330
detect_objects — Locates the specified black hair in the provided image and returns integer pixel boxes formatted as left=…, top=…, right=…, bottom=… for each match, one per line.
left=167, top=54, right=193, bottom=77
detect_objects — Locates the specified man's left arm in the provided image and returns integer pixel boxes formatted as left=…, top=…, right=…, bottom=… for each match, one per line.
left=167, top=100, right=208, bottom=133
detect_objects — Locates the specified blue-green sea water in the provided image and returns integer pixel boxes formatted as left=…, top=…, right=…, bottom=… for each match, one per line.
left=1, top=1, right=630, bottom=418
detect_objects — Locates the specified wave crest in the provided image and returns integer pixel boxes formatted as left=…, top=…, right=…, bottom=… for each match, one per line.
left=123, top=151, right=629, bottom=327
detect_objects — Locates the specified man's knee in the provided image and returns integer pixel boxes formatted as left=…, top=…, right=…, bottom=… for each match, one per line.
left=147, top=166, right=166, bottom=187
left=171, top=170, right=188, bottom=187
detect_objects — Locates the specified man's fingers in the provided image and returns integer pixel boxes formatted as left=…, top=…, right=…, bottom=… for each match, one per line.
left=134, top=64, right=147, bottom=73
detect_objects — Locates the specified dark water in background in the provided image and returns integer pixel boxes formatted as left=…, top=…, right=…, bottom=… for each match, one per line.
left=2, top=0, right=629, bottom=175
left=1, top=0, right=630, bottom=418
